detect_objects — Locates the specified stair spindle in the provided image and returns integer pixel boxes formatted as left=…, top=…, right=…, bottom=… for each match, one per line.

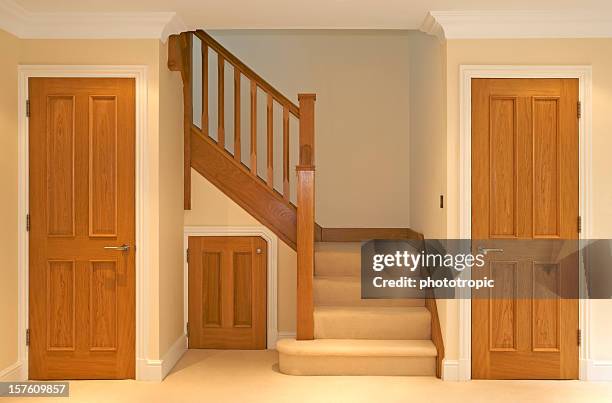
left=283, top=105, right=290, bottom=200
left=267, top=93, right=274, bottom=188
left=218, top=55, right=225, bottom=147
left=234, top=69, right=241, bottom=161
left=202, top=42, right=209, bottom=135
left=250, top=80, right=257, bottom=174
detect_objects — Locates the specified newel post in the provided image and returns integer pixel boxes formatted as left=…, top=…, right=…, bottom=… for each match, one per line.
left=168, top=32, right=193, bottom=210
left=296, top=94, right=316, bottom=340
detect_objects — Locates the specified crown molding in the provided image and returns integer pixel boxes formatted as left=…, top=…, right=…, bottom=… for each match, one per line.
left=419, top=12, right=445, bottom=42
left=421, top=10, right=612, bottom=40
left=0, top=0, right=186, bottom=41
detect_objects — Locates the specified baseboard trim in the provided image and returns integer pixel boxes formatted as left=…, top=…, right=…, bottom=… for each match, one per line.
left=582, top=359, right=612, bottom=381
left=442, top=359, right=459, bottom=381
left=136, top=334, right=187, bottom=381
left=161, top=334, right=188, bottom=379
left=0, top=361, right=24, bottom=381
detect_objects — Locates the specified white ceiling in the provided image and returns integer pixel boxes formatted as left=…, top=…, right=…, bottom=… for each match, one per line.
left=13, top=0, right=612, bottom=29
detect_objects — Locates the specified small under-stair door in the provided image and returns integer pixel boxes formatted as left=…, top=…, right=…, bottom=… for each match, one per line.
left=188, top=236, right=267, bottom=349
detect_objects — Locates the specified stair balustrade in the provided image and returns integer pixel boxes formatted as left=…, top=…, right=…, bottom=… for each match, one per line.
left=169, top=30, right=316, bottom=339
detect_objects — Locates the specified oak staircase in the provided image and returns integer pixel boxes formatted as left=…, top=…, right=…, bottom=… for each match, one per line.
left=168, top=30, right=444, bottom=377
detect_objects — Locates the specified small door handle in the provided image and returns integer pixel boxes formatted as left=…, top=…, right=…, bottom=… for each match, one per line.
left=104, top=244, right=130, bottom=252
left=477, top=246, right=504, bottom=255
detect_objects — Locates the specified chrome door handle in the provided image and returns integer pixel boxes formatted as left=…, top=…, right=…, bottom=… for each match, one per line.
left=104, top=244, right=130, bottom=251
left=477, top=246, right=504, bottom=255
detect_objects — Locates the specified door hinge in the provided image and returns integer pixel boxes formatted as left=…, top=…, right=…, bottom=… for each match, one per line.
left=577, top=216, right=582, bottom=234
left=577, top=329, right=582, bottom=346
left=577, top=101, right=582, bottom=119
left=26, top=329, right=30, bottom=346
left=26, top=100, right=30, bottom=117
left=186, top=322, right=190, bottom=338
left=186, top=248, right=190, bottom=263
left=26, top=214, right=30, bottom=232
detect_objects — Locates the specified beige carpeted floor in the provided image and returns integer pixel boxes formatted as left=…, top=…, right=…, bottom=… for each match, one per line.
left=9, top=350, right=612, bottom=403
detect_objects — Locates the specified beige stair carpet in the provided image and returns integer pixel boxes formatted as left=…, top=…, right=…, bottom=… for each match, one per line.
left=277, top=339, right=437, bottom=376
left=279, top=241, right=436, bottom=376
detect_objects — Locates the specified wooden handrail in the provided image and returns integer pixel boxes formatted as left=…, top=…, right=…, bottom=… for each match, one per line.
left=194, top=30, right=300, bottom=118
left=171, top=30, right=304, bottom=211
left=316, top=227, right=423, bottom=242
left=296, top=94, right=316, bottom=340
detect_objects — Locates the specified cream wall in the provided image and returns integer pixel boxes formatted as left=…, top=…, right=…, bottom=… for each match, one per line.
left=208, top=30, right=412, bottom=228
left=0, top=31, right=186, bottom=378
left=407, top=33, right=451, bottom=359
left=408, top=32, right=446, bottom=239
left=158, top=40, right=186, bottom=356
left=444, top=38, right=612, bottom=362
left=0, top=29, right=20, bottom=373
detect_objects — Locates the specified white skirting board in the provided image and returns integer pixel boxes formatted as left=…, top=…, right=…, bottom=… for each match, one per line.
left=0, top=361, right=24, bottom=381
left=442, top=358, right=470, bottom=381
left=137, top=334, right=187, bottom=381
left=442, top=359, right=459, bottom=381
left=582, top=360, right=612, bottom=381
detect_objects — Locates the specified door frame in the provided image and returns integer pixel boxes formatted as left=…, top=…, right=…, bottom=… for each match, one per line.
left=455, top=65, right=593, bottom=381
left=183, top=226, right=279, bottom=349
left=17, top=65, right=150, bottom=380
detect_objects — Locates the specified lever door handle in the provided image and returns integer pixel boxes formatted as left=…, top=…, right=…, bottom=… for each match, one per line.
left=477, top=246, right=504, bottom=255
left=104, top=244, right=130, bottom=251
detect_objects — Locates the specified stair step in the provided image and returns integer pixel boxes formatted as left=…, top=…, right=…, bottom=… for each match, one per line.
left=314, top=276, right=424, bottom=307
left=315, top=242, right=362, bottom=277
left=314, top=306, right=431, bottom=340
left=277, top=339, right=437, bottom=376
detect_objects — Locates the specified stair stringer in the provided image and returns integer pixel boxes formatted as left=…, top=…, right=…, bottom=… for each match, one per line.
left=190, top=127, right=298, bottom=249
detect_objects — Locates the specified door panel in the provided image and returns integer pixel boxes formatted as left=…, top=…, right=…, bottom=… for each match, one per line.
left=471, top=78, right=579, bottom=380
left=89, top=95, right=119, bottom=237
left=29, top=78, right=135, bottom=380
left=188, top=236, right=267, bottom=349
left=46, top=95, right=76, bottom=237
left=46, top=260, right=76, bottom=351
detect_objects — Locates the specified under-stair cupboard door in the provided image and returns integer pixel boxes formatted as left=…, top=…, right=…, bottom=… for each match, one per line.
left=471, top=78, right=579, bottom=379
left=188, top=236, right=267, bottom=349
left=28, top=78, right=136, bottom=379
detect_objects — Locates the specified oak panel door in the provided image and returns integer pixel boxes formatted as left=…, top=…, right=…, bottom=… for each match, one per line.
left=188, top=236, right=267, bottom=349
left=471, top=78, right=579, bottom=380
left=29, top=78, right=135, bottom=379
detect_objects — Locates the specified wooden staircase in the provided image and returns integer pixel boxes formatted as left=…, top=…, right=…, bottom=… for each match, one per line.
left=168, top=30, right=444, bottom=377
